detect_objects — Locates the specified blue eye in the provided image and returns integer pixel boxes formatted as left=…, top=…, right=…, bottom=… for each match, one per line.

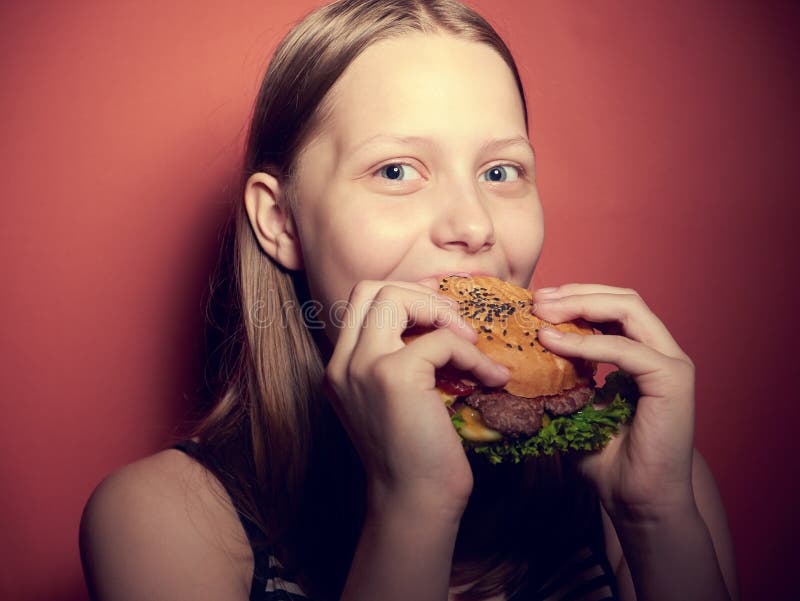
left=480, top=165, right=520, bottom=182
left=377, top=163, right=422, bottom=181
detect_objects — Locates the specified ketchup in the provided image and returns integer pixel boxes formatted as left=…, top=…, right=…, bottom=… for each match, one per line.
left=435, top=365, right=480, bottom=396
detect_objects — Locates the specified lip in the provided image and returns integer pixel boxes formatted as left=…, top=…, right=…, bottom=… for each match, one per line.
left=421, top=271, right=496, bottom=281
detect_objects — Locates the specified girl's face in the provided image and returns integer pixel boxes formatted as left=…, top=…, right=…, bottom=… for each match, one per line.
left=290, top=33, right=544, bottom=344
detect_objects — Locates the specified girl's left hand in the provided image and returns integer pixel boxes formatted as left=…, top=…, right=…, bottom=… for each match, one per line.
left=532, top=283, right=697, bottom=523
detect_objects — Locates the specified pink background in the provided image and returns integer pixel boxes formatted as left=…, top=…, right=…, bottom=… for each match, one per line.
left=1, top=1, right=797, bottom=599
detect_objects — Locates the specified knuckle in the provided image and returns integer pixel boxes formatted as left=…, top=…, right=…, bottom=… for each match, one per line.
left=432, top=327, right=459, bottom=344
left=659, top=356, right=695, bottom=392
left=378, top=283, right=407, bottom=298
left=349, top=279, right=378, bottom=303
left=609, top=333, right=634, bottom=354
left=619, top=292, right=645, bottom=322
left=625, top=289, right=647, bottom=307
left=370, top=355, right=397, bottom=387
left=610, top=338, right=634, bottom=364
left=324, top=360, right=339, bottom=383
left=623, top=290, right=643, bottom=307
left=323, top=362, right=346, bottom=402
left=344, top=357, right=364, bottom=383
left=663, top=355, right=694, bottom=377
left=348, top=280, right=368, bottom=300
left=676, top=356, right=696, bottom=378
left=372, top=285, right=393, bottom=302
left=372, top=285, right=404, bottom=309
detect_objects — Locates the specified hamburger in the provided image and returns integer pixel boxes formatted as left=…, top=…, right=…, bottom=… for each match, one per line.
left=403, top=275, right=639, bottom=464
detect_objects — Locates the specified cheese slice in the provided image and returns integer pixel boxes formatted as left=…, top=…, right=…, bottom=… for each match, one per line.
left=455, top=406, right=503, bottom=442
left=438, top=390, right=458, bottom=407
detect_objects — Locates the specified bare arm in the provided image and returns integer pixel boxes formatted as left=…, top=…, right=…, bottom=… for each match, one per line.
left=340, top=485, right=462, bottom=601
left=610, top=450, right=739, bottom=601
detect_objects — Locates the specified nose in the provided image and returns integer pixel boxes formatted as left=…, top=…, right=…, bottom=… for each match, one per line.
left=431, top=179, right=496, bottom=253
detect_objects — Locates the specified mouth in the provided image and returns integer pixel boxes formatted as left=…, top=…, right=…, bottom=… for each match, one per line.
left=423, top=271, right=496, bottom=281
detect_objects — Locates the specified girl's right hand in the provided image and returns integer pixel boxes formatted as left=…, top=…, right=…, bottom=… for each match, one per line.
left=323, top=279, right=511, bottom=518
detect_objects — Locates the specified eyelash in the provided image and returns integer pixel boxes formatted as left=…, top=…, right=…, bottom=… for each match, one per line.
left=370, top=161, right=527, bottom=180
left=483, top=162, right=527, bottom=180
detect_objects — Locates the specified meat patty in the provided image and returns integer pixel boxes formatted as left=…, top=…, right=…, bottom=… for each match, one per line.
left=544, top=384, right=594, bottom=415
left=464, top=390, right=544, bottom=436
left=464, top=383, right=594, bottom=436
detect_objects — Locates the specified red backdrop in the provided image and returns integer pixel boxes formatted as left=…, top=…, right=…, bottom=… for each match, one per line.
left=1, top=1, right=797, bottom=599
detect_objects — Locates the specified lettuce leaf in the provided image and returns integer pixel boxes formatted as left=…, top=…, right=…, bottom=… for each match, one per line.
left=457, top=369, right=640, bottom=464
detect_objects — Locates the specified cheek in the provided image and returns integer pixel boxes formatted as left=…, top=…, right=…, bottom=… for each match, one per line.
left=496, top=200, right=543, bottom=243
left=303, top=204, right=417, bottom=301
left=494, top=201, right=544, bottom=280
left=321, top=207, right=410, bottom=264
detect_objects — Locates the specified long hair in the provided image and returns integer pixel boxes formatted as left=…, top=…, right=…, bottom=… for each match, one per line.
left=176, top=1, right=593, bottom=599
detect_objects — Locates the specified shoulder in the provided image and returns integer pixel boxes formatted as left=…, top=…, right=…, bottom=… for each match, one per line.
left=79, top=446, right=253, bottom=601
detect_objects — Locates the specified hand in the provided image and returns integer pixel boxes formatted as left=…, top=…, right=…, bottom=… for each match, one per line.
left=323, top=279, right=511, bottom=517
left=532, top=283, right=696, bottom=523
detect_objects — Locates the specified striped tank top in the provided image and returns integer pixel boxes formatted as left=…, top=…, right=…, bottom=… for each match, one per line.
left=172, top=440, right=620, bottom=601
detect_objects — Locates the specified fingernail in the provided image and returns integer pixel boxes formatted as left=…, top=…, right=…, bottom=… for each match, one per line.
left=494, top=363, right=511, bottom=376
left=536, top=286, right=559, bottom=294
left=531, top=300, right=555, bottom=313
left=539, top=327, right=564, bottom=339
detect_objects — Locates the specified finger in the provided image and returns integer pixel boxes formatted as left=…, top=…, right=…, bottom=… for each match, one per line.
left=333, top=280, right=463, bottom=355
left=417, top=276, right=442, bottom=291
left=533, top=283, right=639, bottom=300
left=537, top=327, right=687, bottom=388
left=532, top=292, right=688, bottom=361
left=397, top=328, right=511, bottom=390
left=355, top=285, right=477, bottom=359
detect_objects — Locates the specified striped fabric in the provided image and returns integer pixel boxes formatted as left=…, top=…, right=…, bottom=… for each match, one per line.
left=171, top=441, right=619, bottom=601
left=257, top=544, right=618, bottom=601
left=262, top=554, right=309, bottom=600
left=530, top=545, right=618, bottom=601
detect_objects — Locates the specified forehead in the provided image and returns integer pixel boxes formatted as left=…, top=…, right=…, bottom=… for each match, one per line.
left=318, top=33, right=527, bottom=150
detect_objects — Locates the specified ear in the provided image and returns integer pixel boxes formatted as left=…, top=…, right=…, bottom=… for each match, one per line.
left=244, top=172, right=304, bottom=270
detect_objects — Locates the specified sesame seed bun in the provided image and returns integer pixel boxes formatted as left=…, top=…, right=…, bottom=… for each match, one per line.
left=404, top=275, right=597, bottom=398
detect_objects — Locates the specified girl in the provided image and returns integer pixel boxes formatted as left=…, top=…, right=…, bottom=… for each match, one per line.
left=79, top=1, right=739, bottom=600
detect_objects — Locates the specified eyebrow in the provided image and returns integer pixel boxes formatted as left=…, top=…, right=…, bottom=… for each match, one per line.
left=478, top=135, right=536, bottom=158
left=351, top=134, right=536, bottom=159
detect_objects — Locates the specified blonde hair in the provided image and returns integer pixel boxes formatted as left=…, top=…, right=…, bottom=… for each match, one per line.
left=179, top=1, right=591, bottom=599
